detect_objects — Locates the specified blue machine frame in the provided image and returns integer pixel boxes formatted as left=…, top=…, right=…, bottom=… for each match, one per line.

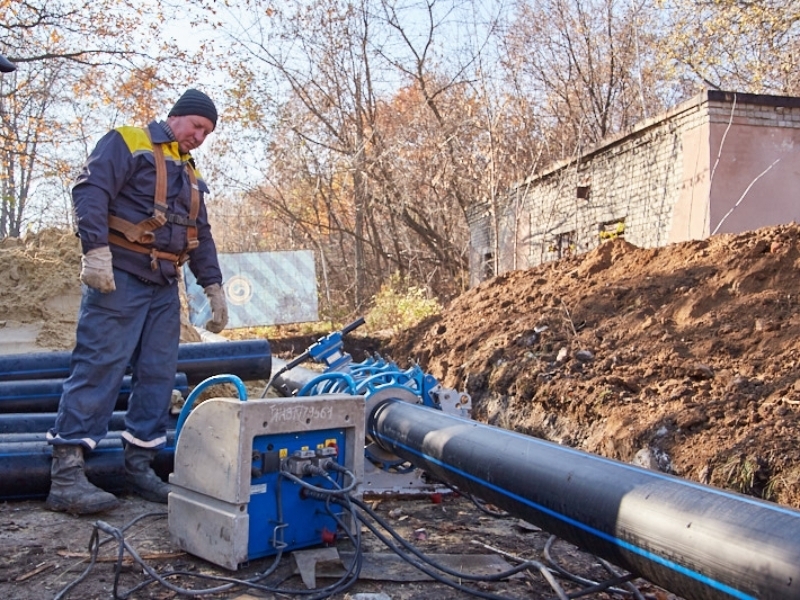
left=169, top=393, right=364, bottom=570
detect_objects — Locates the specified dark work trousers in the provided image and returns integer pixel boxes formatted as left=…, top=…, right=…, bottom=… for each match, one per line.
left=48, top=268, right=180, bottom=450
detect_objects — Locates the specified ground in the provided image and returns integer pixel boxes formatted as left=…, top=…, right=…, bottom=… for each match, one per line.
left=2, top=224, right=800, bottom=598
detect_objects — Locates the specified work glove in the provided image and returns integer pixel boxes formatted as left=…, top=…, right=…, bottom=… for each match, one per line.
left=204, top=283, right=228, bottom=333
left=80, top=246, right=116, bottom=293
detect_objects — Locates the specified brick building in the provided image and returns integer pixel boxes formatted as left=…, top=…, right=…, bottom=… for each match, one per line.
left=468, top=90, right=800, bottom=287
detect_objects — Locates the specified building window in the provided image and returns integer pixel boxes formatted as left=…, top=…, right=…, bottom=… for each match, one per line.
left=599, top=218, right=626, bottom=242
left=549, top=231, right=576, bottom=258
left=481, top=251, right=494, bottom=280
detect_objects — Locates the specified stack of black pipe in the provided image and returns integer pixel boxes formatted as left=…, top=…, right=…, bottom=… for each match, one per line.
left=0, top=340, right=271, bottom=500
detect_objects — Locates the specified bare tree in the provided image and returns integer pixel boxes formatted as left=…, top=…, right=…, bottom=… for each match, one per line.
left=0, top=0, right=211, bottom=237
left=658, top=0, right=800, bottom=94
left=503, top=0, right=672, bottom=158
left=0, top=62, right=62, bottom=236
left=204, top=0, right=503, bottom=311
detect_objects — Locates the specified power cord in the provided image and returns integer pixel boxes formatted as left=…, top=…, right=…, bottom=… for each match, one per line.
left=53, top=467, right=649, bottom=600
left=52, top=511, right=166, bottom=600
left=53, top=462, right=362, bottom=599
left=346, top=495, right=553, bottom=600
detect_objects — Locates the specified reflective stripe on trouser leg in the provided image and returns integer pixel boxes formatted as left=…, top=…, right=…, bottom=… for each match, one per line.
left=49, top=270, right=155, bottom=449
left=123, top=277, right=180, bottom=449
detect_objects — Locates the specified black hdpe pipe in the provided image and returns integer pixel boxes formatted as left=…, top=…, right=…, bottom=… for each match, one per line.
left=0, top=359, right=318, bottom=501
left=0, top=432, right=175, bottom=501
left=369, top=399, right=800, bottom=600
left=0, top=373, right=188, bottom=414
left=0, top=339, right=271, bottom=385
left=0, top=411, right=172, bottom=435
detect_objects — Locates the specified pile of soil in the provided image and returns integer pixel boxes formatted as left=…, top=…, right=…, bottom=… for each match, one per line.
left=0, top=229, right=84, bottom=350
left=0, top=228, right=201, bottom=353
left=384, top=223, right=800, bottom=508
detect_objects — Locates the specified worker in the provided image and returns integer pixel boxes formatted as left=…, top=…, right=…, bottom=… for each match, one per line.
left=45, top=89, right=228, bottom=515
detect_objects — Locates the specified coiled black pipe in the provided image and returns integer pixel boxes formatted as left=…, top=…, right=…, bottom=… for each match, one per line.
left=368, top=398, right=800, bottom=600
left=0, top=373, right=188, bottom=414
left=0, top=339, right=272, bottom=385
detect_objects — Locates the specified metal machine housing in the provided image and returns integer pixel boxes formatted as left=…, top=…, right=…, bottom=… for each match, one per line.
left=169, top=394, right=364, bottom=570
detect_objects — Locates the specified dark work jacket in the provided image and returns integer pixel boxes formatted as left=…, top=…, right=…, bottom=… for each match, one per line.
left=72, top=120, right=223, bottom=287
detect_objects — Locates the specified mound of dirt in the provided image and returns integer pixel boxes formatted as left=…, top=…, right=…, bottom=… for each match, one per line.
left=384, top=223, right=800, bottom=508
left=0, top=229, right=83, bottom=351
left=4, top=224, right=800, bottom=600
left=0, top=228, right=200, bottom=354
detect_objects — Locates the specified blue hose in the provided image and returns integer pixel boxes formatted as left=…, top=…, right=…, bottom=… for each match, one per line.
left=174, top=374, right=248, bottom=443
left=297, top=372, right=358, bottom=396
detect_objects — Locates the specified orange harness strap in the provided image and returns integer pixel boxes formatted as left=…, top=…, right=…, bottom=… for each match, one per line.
left=108, top=232, right=185, bottom=271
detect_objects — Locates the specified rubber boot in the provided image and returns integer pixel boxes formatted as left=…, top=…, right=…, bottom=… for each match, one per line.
left=124, top=444, right=171, bottom=503
left=45, top=445, right=119, bottom=515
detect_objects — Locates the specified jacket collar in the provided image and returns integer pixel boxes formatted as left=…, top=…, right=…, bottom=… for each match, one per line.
left=147, top=120, right=174, bottom=145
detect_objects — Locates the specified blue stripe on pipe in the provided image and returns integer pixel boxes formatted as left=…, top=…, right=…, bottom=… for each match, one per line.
left=372, top=429, right=758, bottom=600
left=427, top=409, right=800, bottom=519
left=494, top=419, right=800, bottom=518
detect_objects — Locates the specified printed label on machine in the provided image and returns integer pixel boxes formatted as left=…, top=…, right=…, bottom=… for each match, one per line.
left=250, top=483, right=267, bottom=495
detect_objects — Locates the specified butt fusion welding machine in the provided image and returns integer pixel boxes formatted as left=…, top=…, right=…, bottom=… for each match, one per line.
left=168, top=318, right=471, bottom=569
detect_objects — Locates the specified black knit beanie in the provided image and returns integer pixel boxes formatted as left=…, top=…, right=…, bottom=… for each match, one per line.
left=168, top=89, right=218, bottom=128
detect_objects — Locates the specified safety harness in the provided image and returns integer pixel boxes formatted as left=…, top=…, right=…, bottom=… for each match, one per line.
left=108, top=129, right=200, bottom=270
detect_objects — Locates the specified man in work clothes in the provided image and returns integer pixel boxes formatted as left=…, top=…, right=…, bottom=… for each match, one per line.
left=46, top=89, right=229, bottom=515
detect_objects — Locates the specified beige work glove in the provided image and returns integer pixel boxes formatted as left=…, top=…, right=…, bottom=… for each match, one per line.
left=203, top=283, right=228, bottom=333
left=80, top=246, right=116, bottom=293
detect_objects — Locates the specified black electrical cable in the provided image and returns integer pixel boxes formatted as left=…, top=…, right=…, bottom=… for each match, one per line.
left=259, top=371, right=283, bottom=398
left=349, top=495, right=652, bottom=600
left=90, top=467, right=359, bottom=600
left=257, top=471, right=363, bottom=599
left=52, top=511, right=167, bottom=600
left=52, top=520, right=104, bottom=600
left=557, top=572, right=641, bottom=600
left=353, top=505, right=543, bottom=600
left=97, top=519, right=285, bottom=599
left=439, top=482, right=511, bottom=518
left=110, top=517, right=288, bottom=599
left=317, top=494, right=363, bottom=598
left=53, top=459, right=647, bottom=600
left=350, top=496, right=532, bottom=583
left=111, top=466, right=363, bottom=600
left=595, top=557, right=648, bottom=600
left=470, top=493, right=511, bottom=517
left=54, top=493, right=283, bottom=599
left=455, top=485, right=651, bottom=599
left=543, top=535, right=651, bottom=599
left=279, top=460, right=358, bottom=495
left=345, top=495, right=561, bottom=600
